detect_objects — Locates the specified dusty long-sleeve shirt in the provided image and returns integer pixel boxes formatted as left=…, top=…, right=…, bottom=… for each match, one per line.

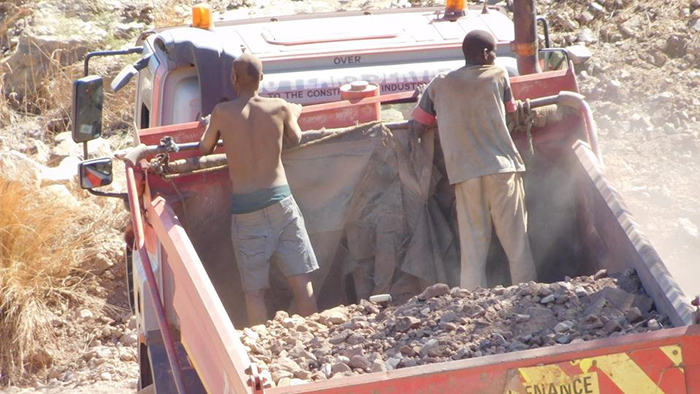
left=412, top=64, right=525, bottom=185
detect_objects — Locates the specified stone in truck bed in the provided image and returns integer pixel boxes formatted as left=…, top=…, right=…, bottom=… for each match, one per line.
left=237, top=269, right=668, bottom=388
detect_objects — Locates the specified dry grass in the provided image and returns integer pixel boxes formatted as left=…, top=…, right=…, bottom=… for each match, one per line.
left=2, top=26, right=136, bottom=136
left=0, top=95, right=12, bottom=128
left=103, top=69, right=137, bottom=135
left=37, top=59, right=136, bottom=136
left=0, top=179, right=122, bottom=384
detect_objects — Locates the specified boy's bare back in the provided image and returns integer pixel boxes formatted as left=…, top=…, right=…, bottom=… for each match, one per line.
left=201, top=96, right=302, bottom=194
left=199, top=52, right=302, bottom=194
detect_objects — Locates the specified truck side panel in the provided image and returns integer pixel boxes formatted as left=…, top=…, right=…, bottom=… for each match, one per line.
left=264, top=325, right=700, bottom=393
left=147, top=195, right=252, bottom=394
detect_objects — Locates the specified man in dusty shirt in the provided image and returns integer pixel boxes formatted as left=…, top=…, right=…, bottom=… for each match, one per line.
left=199, top=53, right=318, bottom=326
left=411, top=30, right=537, bottom=290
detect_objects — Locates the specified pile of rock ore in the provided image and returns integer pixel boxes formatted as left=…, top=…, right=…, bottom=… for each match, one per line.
left=238, top=269, right=668, bottom=388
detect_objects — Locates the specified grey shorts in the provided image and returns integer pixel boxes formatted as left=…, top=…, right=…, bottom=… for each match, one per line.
left=231, top=195, right=319, bottom=292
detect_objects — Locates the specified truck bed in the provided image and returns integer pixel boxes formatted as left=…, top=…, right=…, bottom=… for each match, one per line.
left=131, top=68, right=696, bottom=393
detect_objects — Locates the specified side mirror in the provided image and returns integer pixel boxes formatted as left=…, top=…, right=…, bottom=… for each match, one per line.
left=79, top=157, right=113, bottom=189
left=538, top=48, right=570, bottom=72
left=72, top=76, right=104, bottom=143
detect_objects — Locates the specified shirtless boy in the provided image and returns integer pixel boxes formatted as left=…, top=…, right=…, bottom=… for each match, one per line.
left=199, top=53, right=318, bottom=326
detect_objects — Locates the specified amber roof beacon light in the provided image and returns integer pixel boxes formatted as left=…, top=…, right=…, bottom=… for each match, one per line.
left=192, top=4, right=213, bottom=30
left=445, top=0, right=466, bottom=19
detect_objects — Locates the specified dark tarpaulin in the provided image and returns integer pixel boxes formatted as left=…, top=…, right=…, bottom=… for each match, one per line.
left=281, top=122, right=460, bottom=308
left=180, top=121, right=460, bottom=326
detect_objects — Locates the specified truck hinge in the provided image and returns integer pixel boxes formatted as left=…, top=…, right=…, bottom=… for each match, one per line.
left=246, top=364, right=271, bottom=393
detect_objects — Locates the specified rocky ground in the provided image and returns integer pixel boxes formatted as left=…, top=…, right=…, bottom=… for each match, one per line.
left=241, top=270, right=667, bottom=388
left=0, top=129, right=138, bottom=392
left=0, top=0, right=697, bottom=392
left=538, top=0, right=700, bottom=299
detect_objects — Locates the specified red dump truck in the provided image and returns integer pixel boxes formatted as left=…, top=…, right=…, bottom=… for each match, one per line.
left=71, top=2, right=700, bottom=393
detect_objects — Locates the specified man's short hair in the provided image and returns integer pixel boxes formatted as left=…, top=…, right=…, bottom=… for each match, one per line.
left=462, top=30, right=497, bottom=63
left=232, top=53, right=263, bottom=88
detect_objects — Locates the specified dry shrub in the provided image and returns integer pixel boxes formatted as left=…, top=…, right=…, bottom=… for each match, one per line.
left=34, top=57, right=82, bottom=130
left=0, top=95, right=12, bottom=128
left=103, top=67, right=137, bottom=135
left=4, top=34, right=136, bottom=136
left=2, top=38, right=81, bottom=118
left=0, top=178, right=122, bottom=384
left=1, top=3, right=135, bottom=136
left=39, top=59, right=136, bottom=136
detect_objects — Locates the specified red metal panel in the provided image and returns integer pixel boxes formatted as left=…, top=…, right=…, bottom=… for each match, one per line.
left=586, top=365, right=626, bottom=394
left=683, top=332, right=700, bottom=393
left=137, top=92, right=415, bottom=141
left=126, top=165, right=187, bottom=394
left=628, top=348, right=685, bottom=394
left=139, top=122, right=203, bottom=145
left=148, top=196, right=254, bottom=394
left=262, top=326, right=700, bottom=394
left=510, top=67, right=579, bottom=100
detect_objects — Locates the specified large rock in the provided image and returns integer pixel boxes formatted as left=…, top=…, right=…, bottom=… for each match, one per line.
left=348, top=355, right=372, bottom=370
left=2, top=2, right=107, bottom=99
left=395, top=316, right=421, bottom=333
left=37, top=184, right=81, bottom=210
left=41, top=156, right=81, bottom=186
left=51, top=132, right=112, bottom=163
left=663, top=36, right=688, bottom=58
left=518, top=306, right=558, bottom=336
left=567, top=45, right=593, bottom=64
left=319, top=307, right=349, bottom=326
left=274, top=357, right=302, bottom=374
left=0, top=150, right=47, bottom=188
left=417, top=283, right=450, bottom=300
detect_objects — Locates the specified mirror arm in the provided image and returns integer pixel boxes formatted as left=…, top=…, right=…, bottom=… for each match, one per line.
left=536, top=17, right=550, bottom=49
left=84, top=47, right=144, bottom=77
left=87, top=188, right=130, bottom=204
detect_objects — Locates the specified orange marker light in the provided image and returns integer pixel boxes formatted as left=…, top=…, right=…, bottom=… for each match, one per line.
left=445, top=0, right=465, bottom=13
left=192, top=4, right=213, bottom=30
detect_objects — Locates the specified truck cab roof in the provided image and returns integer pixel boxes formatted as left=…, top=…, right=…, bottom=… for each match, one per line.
left=138, top=6, right=517, bottom=126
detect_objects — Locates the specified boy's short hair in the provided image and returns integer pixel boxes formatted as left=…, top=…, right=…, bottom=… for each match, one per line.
left=232, top=53, right=263, bottom=88
left=462, top=30, right=497, bottom=63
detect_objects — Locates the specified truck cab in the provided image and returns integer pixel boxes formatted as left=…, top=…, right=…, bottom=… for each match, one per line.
left=131, top=5, right=521, bottom=131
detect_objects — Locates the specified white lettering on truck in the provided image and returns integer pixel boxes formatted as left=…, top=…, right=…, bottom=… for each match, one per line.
left=259, top=67, right=451, bottom=104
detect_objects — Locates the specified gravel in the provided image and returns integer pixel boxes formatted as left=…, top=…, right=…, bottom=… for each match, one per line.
left=240, top=271, right=669, bottom=388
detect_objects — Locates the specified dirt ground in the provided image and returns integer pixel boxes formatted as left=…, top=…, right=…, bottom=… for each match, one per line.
left=548, top=0, right=700, bottom=300
left=0, top=0, right=698, bottom=392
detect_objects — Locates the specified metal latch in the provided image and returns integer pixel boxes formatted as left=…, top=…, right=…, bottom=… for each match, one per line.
left=246, top=364, right=272, bottom=393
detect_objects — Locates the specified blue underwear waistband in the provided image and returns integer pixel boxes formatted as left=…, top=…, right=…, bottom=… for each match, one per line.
left=231, top=185, right=292, bottom=214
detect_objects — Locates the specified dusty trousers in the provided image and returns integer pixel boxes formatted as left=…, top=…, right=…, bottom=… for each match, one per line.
left=455, top=172, right=537, bottom=289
